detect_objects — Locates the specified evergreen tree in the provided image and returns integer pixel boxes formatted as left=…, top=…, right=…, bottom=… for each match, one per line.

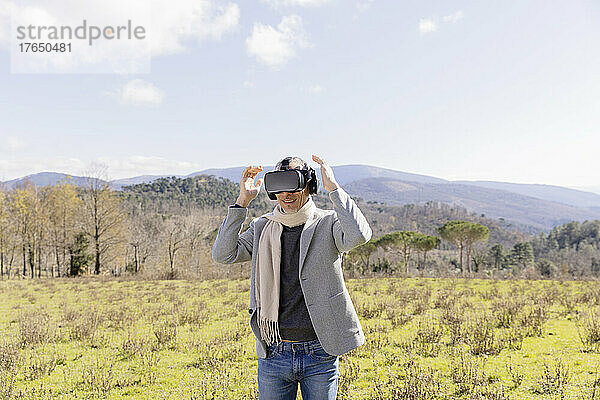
left=510, top=242, right=534, bottom=270
left=69, top=233, right=92, bottom=276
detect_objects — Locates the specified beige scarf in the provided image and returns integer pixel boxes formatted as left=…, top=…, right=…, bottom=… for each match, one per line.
left=255, top=197, right=316, bottom=345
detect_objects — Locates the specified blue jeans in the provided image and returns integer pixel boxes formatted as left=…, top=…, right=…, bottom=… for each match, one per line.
left=258, top=339, right=339, bottom=400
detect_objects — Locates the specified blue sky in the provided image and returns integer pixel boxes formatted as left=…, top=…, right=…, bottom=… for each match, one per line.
left=0, top=0, right=599, bottom=190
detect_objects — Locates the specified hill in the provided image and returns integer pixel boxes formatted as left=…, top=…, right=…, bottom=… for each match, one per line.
left=4, top=165, right=600, bottom=231
left=344, top=178, right=600, bottom=231
left=111, top=175, right=172, bottom=189
left=120, top=174, right=529, bottom=247
left=187, top=164, right=447, bottom=186
left=1, top=172, right=94, bottom=188
left=119, top=175, right=274, bottom=215
left=455, top=180, right=600, bottom=208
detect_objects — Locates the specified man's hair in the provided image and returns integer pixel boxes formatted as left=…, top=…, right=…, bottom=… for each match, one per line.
left=275, top=156, right=309, bottom=171
left=273, top=156, right=318, bottom=195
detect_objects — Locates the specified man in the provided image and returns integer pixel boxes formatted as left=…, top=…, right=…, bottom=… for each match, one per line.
left=212, top=155, right=372, bottom=400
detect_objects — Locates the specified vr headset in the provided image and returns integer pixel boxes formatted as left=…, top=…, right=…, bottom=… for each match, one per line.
left=264, top=167, right=318, bottom=200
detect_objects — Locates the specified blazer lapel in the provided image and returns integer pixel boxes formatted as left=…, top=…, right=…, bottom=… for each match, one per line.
left=299, top=210, right=320, bottom=277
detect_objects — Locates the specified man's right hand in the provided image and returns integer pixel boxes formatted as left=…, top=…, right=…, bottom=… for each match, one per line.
left=236, top=165, right=263, bottom=207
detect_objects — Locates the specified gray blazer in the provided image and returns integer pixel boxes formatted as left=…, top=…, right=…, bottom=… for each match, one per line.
left=212, top=188, right=372, bottom=358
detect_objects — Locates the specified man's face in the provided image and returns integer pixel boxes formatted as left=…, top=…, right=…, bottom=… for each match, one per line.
left=275, top=160, right=310, bottom=213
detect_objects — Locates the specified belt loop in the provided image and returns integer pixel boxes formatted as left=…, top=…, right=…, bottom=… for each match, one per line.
left=292, top=342, right=302, bottom=352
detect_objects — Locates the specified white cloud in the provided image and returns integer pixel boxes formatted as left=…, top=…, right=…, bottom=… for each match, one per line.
left=117, top=79, right=165, bottom=106
left=419, top=10, right=463, bottom=35
left=303, top=84, right=323, bottom=94
left=94, top=156, right=204, bottom=178
left=0, top=0, right=14, bottom=45
left=246, top=15, right=311, bottom=69
left=261, top=0, right=332, bottom=7
left=1, top=0, right=240, bottom=72
left=356, top=0, right=375, bottom=12
left=148, top=0, right=240, bottom=56
left=443, top=10, right=464, bottom=24
left=418, top=18, right=437, bottom=35
left=1, top=136, right=27, bottom=152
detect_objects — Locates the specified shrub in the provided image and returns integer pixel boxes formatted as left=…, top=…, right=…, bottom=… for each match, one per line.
left=559, top=292, right=577, bottom=316
left=137, top=351, right=160, bottom=385
left=450, top=348, right=487, bottom=395
left=364, top=324, right=391, bottom=351
left=18, top=310, right=55, bottom=347
left=468, top=386, right=511, bottom=400
left=153, top=320, right=177, bottom=349
left=433, top=291, right=456, bottom=310
left=411, top=317, right=444, bottom=357
left=69, top=309, right=103, bottom=342
left=504, top=355, right=524, bottom=389
left=175, top=301, right=206, bottom=326
left=24, top=352, right=63, bottom=381
left=410, top=287, right=432, bottom=315
left=390, top=312, right=413, bottom=328
left=502, top=325, right=525, bottom=351
left=104, top=305, right=137, bottom=330
left=357, top=300, right=386, bottom=319
left=59, top=302, right=79, bottom=324
left=535, top=357, right=571, bottom=395
left=577, top=309, right=600, bottom=353
left=384, top=300, right=412, bottom=327
left=0, top=342, right=20, bottom=372
left=372, top=361, right=442, bottom=400
left=337, top=358, right=360, bottom=400
left=465, top=312, right=504, bottom=356
left=81, top=357, right=116, bottom=394
left=491, top=297, right=524, bottom=328
left=519, top=304, right=547, bottom=337
left=441, top=306, right=465, bottom=346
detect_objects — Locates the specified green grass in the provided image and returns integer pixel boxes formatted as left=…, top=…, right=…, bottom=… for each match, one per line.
left=1, top=277, right=600, bottom=399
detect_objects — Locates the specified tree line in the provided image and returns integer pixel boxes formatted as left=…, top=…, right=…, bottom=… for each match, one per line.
left=345, top=220, right=490, bottom=275
left=2, top=173, right=600, bottom=280
left=345, top=217, right=600, bottom=278
left=0, top=175, right=224, bottom=279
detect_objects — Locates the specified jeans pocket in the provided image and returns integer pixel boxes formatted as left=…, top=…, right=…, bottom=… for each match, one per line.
left=310, top=344, right=336, bottom=361
left=265, top=344, right=279, bottom=359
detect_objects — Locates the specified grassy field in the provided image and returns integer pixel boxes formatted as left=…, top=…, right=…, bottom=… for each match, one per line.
left=1, top=277, right=600, bottom=399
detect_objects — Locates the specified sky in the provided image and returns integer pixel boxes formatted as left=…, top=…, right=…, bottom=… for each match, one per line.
left=0, top=0, right=599, bottom=191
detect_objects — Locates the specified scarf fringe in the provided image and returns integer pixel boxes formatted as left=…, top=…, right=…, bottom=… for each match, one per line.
left=258, top=312, right=282, bottom=346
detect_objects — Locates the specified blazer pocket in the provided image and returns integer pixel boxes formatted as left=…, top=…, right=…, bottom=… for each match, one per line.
left=328, top=292, right=361, bottom=338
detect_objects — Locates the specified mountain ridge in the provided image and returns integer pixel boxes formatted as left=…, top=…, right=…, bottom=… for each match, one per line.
left=344, top=177, right=600, bottom=230
left=3, top=165, right=600, bottom=230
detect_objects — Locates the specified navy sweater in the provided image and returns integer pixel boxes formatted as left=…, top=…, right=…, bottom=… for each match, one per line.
left=278, top=224, right=317, bottom=341
left=231, top=204, right=317, bottom=341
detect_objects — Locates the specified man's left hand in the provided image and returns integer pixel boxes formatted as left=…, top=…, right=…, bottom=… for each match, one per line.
left=312, top=155, right=340, bottom=192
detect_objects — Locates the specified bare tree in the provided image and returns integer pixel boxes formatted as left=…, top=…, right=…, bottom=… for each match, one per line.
left=9, top=182, right=42, bottom=278
left=180, top=210, right=218, bottom=275
left=0, top=190, right=17, bottom=278
left=0, top=191, right=10, bottom=278
left=45, top=179, right=82, bottom=277
left=128, top=210, right=161, bottom=274
left=81, top=165, right=126, bottom=275
left=164, top=216, right=188, bottom=279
